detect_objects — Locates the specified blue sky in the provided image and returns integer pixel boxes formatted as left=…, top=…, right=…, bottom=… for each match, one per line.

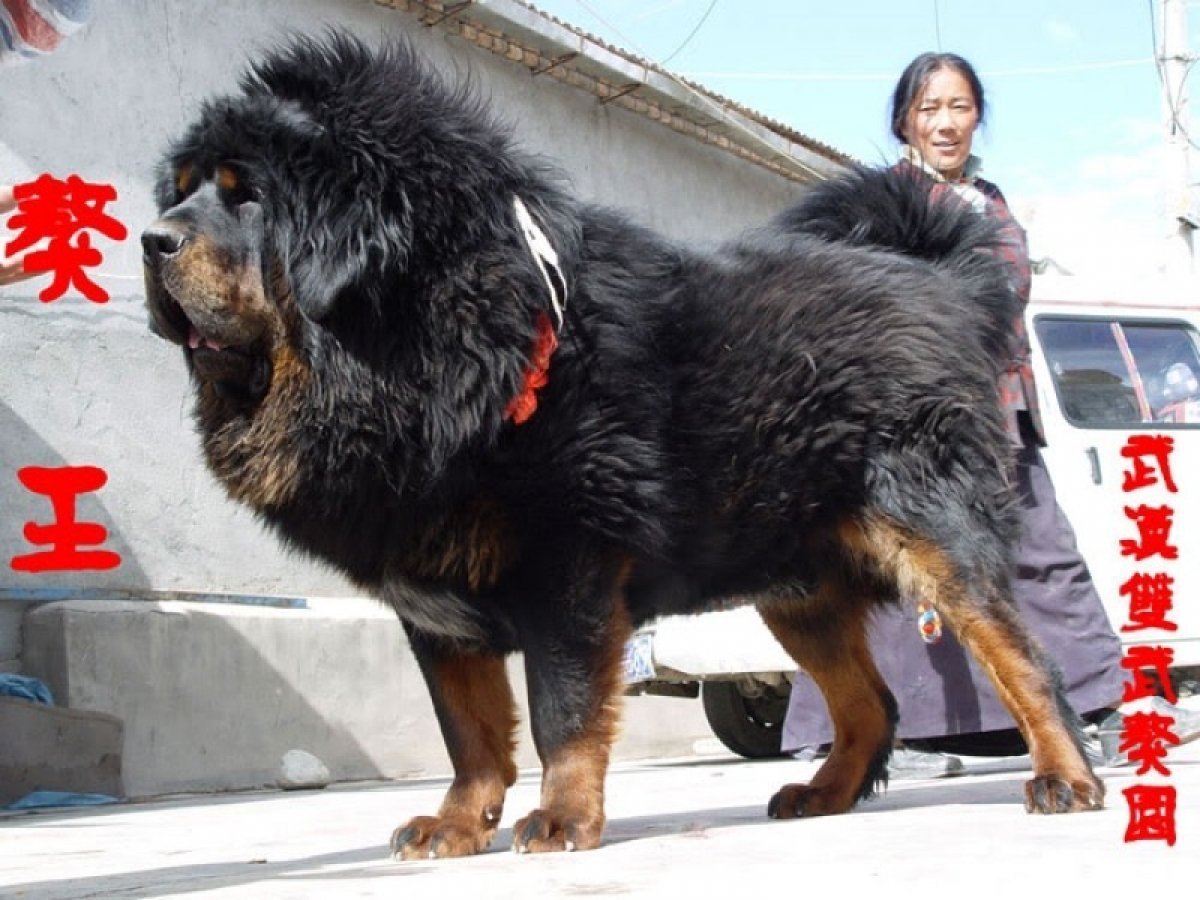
left=529, top=0, right=1198, bottom=277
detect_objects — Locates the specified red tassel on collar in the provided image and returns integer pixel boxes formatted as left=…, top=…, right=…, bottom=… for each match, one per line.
left=505, top=311, right=558, bottom=425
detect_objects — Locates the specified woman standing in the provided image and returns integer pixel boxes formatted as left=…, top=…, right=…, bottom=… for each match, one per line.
left=780, top=52, right=1127, bottom=774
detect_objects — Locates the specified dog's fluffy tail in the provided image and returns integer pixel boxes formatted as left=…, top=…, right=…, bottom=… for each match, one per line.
left=773, top=165, right=1020, bottom=367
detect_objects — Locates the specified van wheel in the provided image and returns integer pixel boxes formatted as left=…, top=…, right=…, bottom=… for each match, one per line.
left=701, top=679, right=788, bottom=759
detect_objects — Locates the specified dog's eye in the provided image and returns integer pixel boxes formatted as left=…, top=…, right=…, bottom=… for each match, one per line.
left=228, top=184, right=257, bottom=205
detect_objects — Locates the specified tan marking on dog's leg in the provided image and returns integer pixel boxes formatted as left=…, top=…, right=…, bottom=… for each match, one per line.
left=512, top=589, right=631, bottom=853
left=760, top=590, right=895, bottom=818
left=841, top=514, right=1104, bottom=813
left=391, top=651, right=519, bottom=860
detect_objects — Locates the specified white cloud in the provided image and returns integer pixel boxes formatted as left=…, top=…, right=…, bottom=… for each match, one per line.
left=1020, top=189, right=1171, bottom=277
left=1013, top=142, right=1188, bottom=276
left=1077, top=150, right=1161, bottom=183
left=1044, top=19, right=1080, bottom=44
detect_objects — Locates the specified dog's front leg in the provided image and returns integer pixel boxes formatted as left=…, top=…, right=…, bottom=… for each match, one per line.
left=391, top=631, right=519, bottom=860
left=511, top=558, right=634, bottom=853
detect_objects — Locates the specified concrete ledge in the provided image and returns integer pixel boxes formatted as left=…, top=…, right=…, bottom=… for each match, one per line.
left=20, top=598, right=714, bottom=798
left=0, top=697, right=124, bottom=805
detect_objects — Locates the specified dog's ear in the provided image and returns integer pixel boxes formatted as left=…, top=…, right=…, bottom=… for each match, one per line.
left=279, top=186, right=412, bottom=322
left=283, top=218, right=366, bottom=322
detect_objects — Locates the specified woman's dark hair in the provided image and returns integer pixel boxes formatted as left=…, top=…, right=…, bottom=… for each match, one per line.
left=889, top=52, right=986, bottom=143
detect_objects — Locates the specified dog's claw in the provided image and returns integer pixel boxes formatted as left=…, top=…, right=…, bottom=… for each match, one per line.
left=767, top=782, right=857, bottom=819
left=390, top=814, right=495, bottom=860
left=511, top=809, right=601, bottom=854
left=1024, top=773, right=1105, bottom=814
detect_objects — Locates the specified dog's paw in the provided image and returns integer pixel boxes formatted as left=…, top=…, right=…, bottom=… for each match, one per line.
left=766, top=782, right=854, bottom=819
left=390, top=813, right=498, bottom=860
left=1024, top=772, right=1106, bottom=814
left=511, top=808, right=604, bottom=853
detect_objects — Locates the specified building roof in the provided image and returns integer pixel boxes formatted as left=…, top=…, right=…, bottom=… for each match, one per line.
left=375, top=0, right=855, bottom=185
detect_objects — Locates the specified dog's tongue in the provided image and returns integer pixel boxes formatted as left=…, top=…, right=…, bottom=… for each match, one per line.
left=188, top=328, right=224, bottom=352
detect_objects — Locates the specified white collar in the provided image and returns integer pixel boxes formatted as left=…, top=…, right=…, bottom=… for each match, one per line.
left=512, top=197, right=567, bottom=331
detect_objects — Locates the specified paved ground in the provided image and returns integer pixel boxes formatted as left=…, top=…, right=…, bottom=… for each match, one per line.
left=2, top=742, right=1196, bottom=898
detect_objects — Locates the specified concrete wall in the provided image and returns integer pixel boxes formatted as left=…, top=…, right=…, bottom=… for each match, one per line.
left=0, top=0, right=808, bottom=790
left=20, top=597, right=725, bottom=797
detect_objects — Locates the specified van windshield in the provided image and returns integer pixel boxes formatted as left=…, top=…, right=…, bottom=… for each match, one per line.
left=1035, top=317, right=1200, bottom=427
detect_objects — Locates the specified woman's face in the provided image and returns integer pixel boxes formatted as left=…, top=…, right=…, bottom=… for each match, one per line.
left=903, top=66, right=980, bottom=181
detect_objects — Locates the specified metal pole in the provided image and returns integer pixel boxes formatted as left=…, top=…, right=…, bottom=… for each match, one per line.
left=1161, top=0, right=1194, bottom=274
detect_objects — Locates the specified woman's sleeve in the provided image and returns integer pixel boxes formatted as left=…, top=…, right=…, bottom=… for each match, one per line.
left=980, top=182, right=1032, bottom=304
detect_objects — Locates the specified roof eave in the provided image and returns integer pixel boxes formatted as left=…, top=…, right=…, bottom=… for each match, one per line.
left=374, top=0, right=855, bottom=184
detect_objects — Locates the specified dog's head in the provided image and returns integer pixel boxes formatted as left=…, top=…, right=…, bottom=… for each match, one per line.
left=142, top=162, right=279, bottom=402
left=142, top=35, right=423, bottom=405
left=143, top=31, right=581, bottom=498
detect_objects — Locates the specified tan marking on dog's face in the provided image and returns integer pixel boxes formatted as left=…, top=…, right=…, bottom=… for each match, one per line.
left=176, top=164, right=196, bottom=197
left=157, top=231, right=272, bottom=348
left=215, top=165, right=239, bottom=194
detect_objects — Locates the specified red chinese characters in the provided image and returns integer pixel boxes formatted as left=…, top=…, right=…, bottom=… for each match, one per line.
left=1117, top=433, right=1181, bottom=845
left=1120, top=434, right=1177, bottom=493
left=1119, top=710, right=1181, bottom=777
left=6, top=172, right=126, bottom=574
left=1119, top=504, right=1179, bottom=561
left=1119, top=572, right=1178, bottom=633
left=1121, top=645, right=1178, bottom=705
left=4, top=173, right=127, bottom=303
left=10, top=465, right=122, bottom=573
left=1123, top=784, right=1178, bottom=846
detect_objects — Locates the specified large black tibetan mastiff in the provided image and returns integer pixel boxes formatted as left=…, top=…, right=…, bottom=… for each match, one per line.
left=143, top=32, right=1102, bottom=857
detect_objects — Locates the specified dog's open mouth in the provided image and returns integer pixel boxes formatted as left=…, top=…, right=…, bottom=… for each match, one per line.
left=187, top=326, right=270, bottom=399
left=147, top=277, right=271, bottom=401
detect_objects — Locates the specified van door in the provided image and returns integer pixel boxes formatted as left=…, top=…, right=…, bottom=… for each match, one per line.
left=1027, top=302, right=1200, bottom=668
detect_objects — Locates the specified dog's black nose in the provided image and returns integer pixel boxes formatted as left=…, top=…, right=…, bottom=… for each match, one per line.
left=141, top=225, right=187, bottom=262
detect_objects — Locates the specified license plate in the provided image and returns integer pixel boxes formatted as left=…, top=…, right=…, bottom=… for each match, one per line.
left=622, top=632, right=656, bottom=684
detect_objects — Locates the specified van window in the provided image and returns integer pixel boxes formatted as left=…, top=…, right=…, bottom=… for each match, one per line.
left=1035, top=316, right=1200, bottom=427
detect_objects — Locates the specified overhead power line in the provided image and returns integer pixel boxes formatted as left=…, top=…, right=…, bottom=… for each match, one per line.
left=660, top=0, right=719, bottom=66
left=559, top=0, right=835, bottom=181
left=1150, top=0, right=1200, bottom=153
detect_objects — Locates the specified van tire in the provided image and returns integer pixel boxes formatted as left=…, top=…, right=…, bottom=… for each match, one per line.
left=701, top=680, right=788, bottom=759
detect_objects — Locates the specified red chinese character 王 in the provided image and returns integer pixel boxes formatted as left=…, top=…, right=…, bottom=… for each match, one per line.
left=1123, top=784, right=1177, bottom=845
left=1120, top=434, right=1177, bottom=493
left=10, top=465, right=122, bottom=573
left=4, top=173, right=127, bottom=303
left=1119, top=504, right=1178, bottom=561
left=1119, top=572, right=1178, bottom=633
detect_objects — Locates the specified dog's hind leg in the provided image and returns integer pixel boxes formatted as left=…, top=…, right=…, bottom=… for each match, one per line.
left=842, top=514, right=1105, bottom=813
left=391, top=636, right=519, bottom=860
left=759, top=582, right=898, bottom=818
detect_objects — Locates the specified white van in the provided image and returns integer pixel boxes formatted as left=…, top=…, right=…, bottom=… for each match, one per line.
left=623, top=275, right=1200, bottom=757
